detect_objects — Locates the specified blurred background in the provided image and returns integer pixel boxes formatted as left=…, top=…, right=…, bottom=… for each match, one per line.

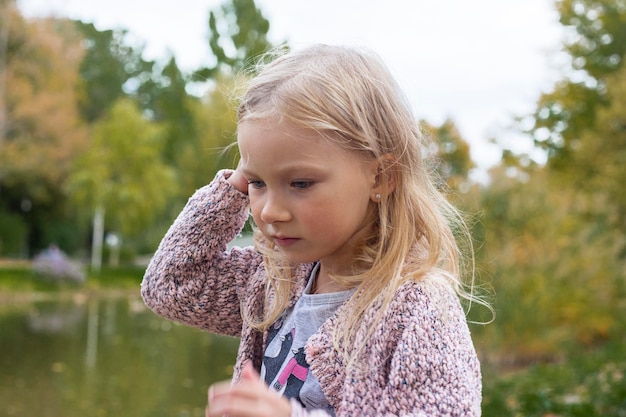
left=0, top=0, right=624, bottom=416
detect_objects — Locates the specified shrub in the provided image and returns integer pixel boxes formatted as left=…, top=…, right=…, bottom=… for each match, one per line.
left=32, top=246, right=85, bottom=284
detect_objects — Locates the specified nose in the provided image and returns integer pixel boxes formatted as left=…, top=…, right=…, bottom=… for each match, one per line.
left=259, top=192, right=291, bottom=224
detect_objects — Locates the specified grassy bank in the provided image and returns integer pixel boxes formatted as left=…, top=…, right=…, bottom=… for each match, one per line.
left=0, top=262, right=145, bottom=301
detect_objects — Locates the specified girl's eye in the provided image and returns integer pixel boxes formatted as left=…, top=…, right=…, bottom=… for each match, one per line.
left=291, top=181, right=313, bottom=190
left=247, top=180, right=265, bottom=189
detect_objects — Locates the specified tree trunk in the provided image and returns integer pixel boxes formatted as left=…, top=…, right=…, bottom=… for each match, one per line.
left=91, top=206, right=105, bottom=272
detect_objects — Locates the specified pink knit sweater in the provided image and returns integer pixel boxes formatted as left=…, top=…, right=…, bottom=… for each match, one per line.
left=141, top=170, right=482, bottom=416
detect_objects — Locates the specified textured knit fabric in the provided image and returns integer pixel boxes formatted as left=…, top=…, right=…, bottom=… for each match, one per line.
left=141, top=170, right=483, bottom=417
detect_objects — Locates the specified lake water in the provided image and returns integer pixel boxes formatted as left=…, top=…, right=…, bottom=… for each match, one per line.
left=0, top=294, right=240, bottom=417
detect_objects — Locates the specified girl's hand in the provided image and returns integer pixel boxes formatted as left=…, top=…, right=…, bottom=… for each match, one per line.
left=206, top=361, right=292, bottom=417
left=227, top=160, right=249, bottom=194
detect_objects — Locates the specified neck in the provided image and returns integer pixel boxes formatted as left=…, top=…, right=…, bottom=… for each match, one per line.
left=312, top=265, right=347, bottom=294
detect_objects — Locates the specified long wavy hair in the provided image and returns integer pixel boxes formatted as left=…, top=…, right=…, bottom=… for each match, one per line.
left=236, top=44, right=484, bottom=371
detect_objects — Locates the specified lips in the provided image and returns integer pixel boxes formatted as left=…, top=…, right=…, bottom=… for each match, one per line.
left=273, top=236, right=299, bottom=247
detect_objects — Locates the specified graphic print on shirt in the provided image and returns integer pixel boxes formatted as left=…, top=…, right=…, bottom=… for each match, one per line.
left=265, top=315, right=285, bottom=347
left=273, top=346, right=309, bottom=396
left=263, top=327, right=295, bottom=383
left=262, top=327, right=310, bottom=406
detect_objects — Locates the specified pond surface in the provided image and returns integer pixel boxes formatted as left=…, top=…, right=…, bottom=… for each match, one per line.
left=0, top=294, right=240, bottom=417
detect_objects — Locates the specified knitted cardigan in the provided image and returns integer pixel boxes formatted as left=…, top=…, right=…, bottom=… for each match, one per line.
left=141, top=170, right=482, bottom=417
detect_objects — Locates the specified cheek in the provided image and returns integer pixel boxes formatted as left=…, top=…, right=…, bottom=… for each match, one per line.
left=299, top=199, right=358, bottom=232
left=248, top=197, right=263, bottom=225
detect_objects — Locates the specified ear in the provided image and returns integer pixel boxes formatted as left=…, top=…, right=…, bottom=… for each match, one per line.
left=369, top=154, right=397, bottom=202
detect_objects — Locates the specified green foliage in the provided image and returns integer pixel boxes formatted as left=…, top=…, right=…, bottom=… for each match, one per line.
left=422, top=118, right=475, bottom=192
left=0, top=10, right=88, bottom=255
left=474, top=0, right=626, bottom=370
left=475, top=167, right=624, bottom=361
left=67, top=99, right=178, bottom=237
left=566, top=65, right=626, bottom=232
left=199, top=0, right=275, bottom=78
left=0, top=210, right=27, bottom=257
left=137, top=57, right=199, bottom=165
left=175, top=76, right=239, bottom=198
left=482, top=337, right=626, bottom=417
left=529, top=79, right=604, bottom=167
left=2, top=0, right=278, bottom=257
left=523, top=0, right=626, bottom=163
left=74, top=21, right=152, bottom=122
left=559, top=0, right=626, bottom=78
left=38, top=216, right=86, bottom=254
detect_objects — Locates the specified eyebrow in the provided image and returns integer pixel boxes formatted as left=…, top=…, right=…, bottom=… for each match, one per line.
left=242, top=162, right=328, bottom=178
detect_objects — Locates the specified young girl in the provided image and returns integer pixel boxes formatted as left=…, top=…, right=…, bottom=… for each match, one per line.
left=142, top=44, right=483, bottom=417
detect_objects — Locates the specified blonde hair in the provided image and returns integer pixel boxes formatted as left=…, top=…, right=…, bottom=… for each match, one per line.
left=237, top=44, right=482, bottom=370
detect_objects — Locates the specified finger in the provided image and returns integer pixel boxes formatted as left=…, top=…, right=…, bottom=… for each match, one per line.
left=227, top=168, right=249, bottom=194
left=207, top=364, right=290, bottom=417
left=208, top=387, right=290, bottom=417
left=240, top=361, right=260, bottom=382
left=207, top=384, right=257, bottom=417
left=208, top=380, right=234, bottom=401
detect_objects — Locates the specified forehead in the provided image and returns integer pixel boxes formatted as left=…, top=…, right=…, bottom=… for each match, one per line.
left=237, top=120, right=367, bottom=171
left=239, top=120, right=334, bottom=156
left=239, top=118, right=318, bottom=141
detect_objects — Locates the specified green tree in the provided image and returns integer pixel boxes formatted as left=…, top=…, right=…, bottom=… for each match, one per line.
left=567, top=66, right=626, bottom=232
left=479, top=0, right=626, bottom=369
left=524, top=0, right=626, bottom=167
left=422, top=118, right=475, bottom=192
left=0, top=0, right=12, bottom=143
left=175, top=76, right=239, bottom=198
left=475, top=166, right=623, bottom=362
left=522, top=0, right=626, bottom=245
left=195, top=0, right=275, bottom=79
left=0, top=9, right=88, bottom=255
left=74, top=21, right=152, bottom=122
left=137, top=56, right=199, bottom=165
left=68, top=99, right=177, bottom=269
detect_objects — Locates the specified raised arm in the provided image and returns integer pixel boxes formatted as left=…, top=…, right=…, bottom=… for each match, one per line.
left=141, top=170, right=262, bottom=336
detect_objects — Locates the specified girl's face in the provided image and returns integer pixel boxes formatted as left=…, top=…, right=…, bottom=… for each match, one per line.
left=238, top=119, right=379, bottom=276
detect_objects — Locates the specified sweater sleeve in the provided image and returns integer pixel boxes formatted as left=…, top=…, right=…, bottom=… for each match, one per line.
left=141, top=170, right=263, bottom=337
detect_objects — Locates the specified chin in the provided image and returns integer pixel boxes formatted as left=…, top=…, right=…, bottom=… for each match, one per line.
left=279, top=251, right=317, bottom=265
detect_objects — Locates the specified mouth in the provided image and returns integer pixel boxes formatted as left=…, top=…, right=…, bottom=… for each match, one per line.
left=273, top=236, right=300, bottom=247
